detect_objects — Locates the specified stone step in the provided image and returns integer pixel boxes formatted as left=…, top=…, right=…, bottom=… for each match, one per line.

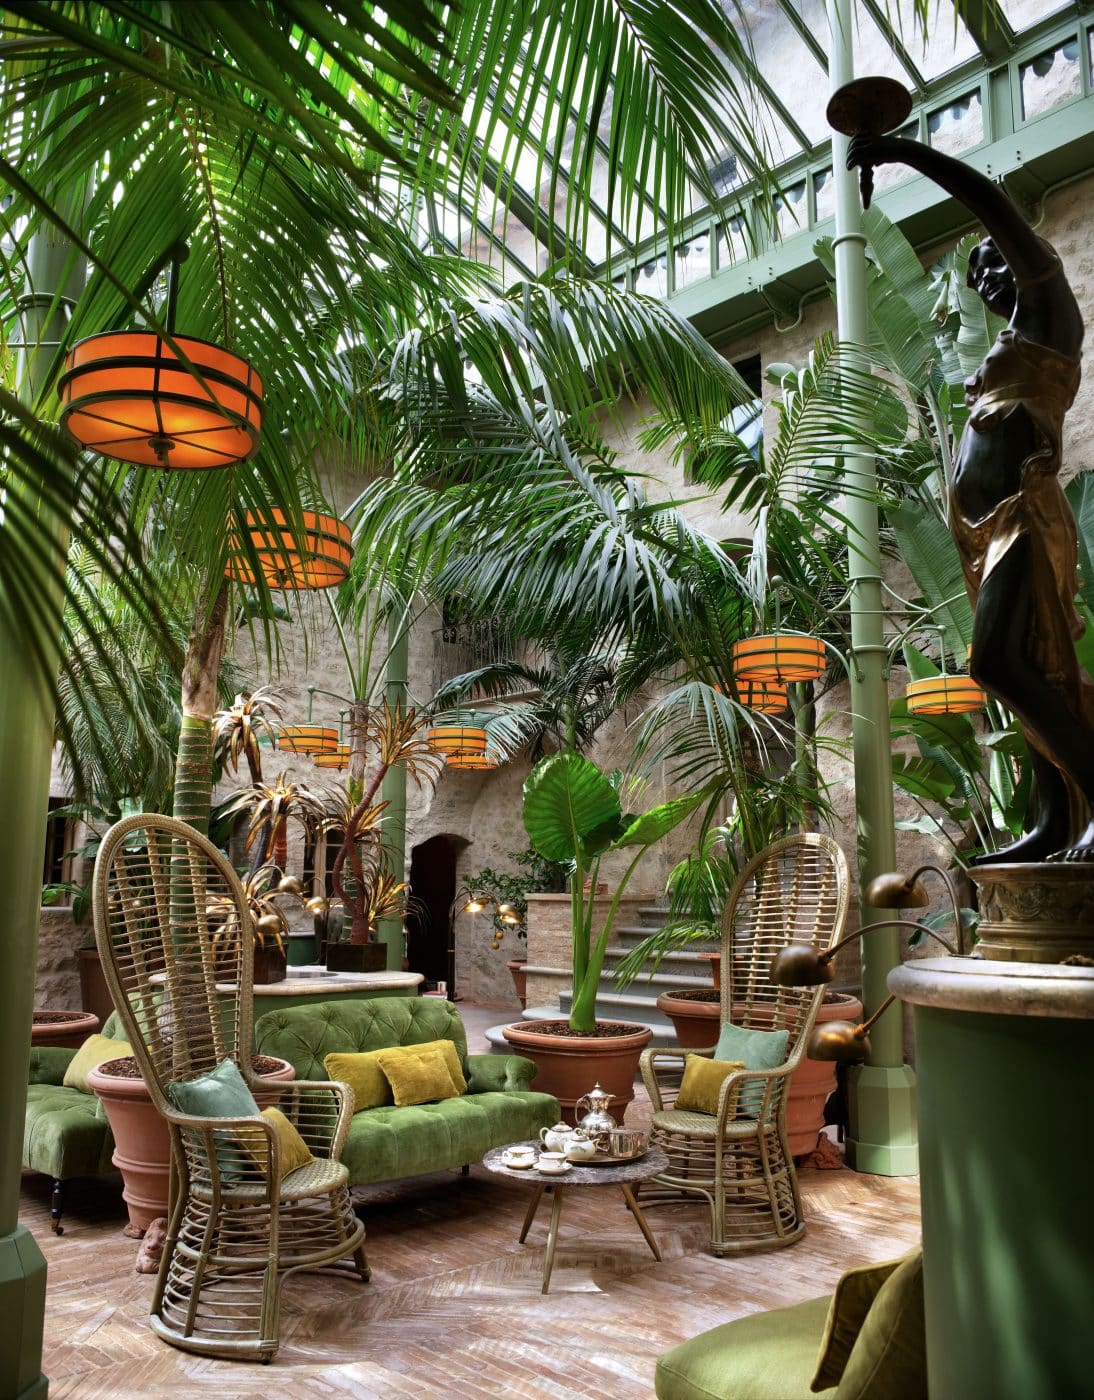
left=522, top=962, right=713, bottom=1002
left=611, top=923, right=720, bottom=952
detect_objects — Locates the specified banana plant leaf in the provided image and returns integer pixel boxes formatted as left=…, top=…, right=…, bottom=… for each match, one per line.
left=522, top=752, right=622, bottom=865
left=888, top=505, right=973, bottom=659
left=612, top=791, right=706, bottom=849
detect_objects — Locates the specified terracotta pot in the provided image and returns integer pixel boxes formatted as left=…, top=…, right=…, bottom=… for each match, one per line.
left=655, top=989, right=864, bottom=1157
left=656, top=988, right=720, bottom=1049
left=501, top=1019, right=652, bottom=1126
left=31, top=1008, right=100, bottom=1049
left=506, top=958, right=528, bottom=1010
left=788, top=992, right=862, bottom=1157
left=87, top=1054, right=295, bottom=1236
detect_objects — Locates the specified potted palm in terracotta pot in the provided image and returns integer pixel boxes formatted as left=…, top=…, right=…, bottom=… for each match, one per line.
left=503, top=751, right=704, bottom=1123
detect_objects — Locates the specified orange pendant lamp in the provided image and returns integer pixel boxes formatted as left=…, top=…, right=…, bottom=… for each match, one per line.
left=428, top=725, right=488, bottom=757
left=906, top=675, right=985, bottom=715
left=312, top=744, right=352, bottom=770
left=58, top=246, right=262, bottom=470
left=278, top=725, right=340, bottom=754
left=226, top=509, right=352, bottom=590
left=445, top=751, right=497, bottom=772
left=738, top=680, right=789, bottom=712
left=732, top=633, right=827, bottom=684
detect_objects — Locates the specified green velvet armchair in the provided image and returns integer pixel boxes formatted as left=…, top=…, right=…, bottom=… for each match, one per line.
left=24, top=1011, right=124, bottom=1234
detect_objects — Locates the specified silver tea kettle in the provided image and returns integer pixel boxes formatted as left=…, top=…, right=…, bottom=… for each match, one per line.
left=575, top=1082, right=617, bottom=1136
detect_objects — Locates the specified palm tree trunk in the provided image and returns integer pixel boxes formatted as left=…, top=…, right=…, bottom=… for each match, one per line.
left=174, top=580, right=229, bottom=834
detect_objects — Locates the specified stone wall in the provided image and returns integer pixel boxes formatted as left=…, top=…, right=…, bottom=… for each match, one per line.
left=522, top=892, right=651, bottom=1012
left=35, top=906, right=92, bottom=1010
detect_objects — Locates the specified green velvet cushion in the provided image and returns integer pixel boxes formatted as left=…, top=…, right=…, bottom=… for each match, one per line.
left=340, top=1090, right=560, bottom=1185
left=168, top=1057, right=260, bottom=1119
left=713, top=1022, right=790, bottom=1116
left=656, top=1294, right=836, bottom=1400
left=811, top=1258, right=902, bottom=1391
left=254, top=997, right=472, bottom=1081
left=23, top=1083, right=115, bottom=1180
left=28, top=1046, right=78, bottom=1086
left=465, top=1053, right=538, bottom=1093
left=834, top=1250, right=926, bottom=1400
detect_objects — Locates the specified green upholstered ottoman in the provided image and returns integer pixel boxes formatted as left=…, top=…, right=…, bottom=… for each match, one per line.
left=656, top=1295, right=835, bottom=1400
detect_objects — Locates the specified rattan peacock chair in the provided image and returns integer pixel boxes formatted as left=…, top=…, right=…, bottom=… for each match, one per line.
left=92, top=813, right=368, bottom=1362
left=639, top=832, right=850, bottom=1255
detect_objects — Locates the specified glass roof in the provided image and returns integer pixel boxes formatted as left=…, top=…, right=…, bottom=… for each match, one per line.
left=420, top=0, right=1079, bottom=282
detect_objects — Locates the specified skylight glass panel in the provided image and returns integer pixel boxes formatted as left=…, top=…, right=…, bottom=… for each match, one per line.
left=1020, top=37, right=1082, bottom=119
left=741, top=0, right=830, bottom=150
left=926, top=89, right=984, bottom=154
left=881, top=0, right=979, bottom=81
left=674, top=232, right=713, bottom=287
left=1002, top=0, right=1074, bottom=34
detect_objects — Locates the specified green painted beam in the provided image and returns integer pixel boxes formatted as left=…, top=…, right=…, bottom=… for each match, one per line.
left=671, top=89, right=1094, bottom=348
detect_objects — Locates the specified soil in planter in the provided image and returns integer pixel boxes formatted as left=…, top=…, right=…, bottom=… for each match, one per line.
left=662, top=989, right=719, bottom=1004
left=34, top=1011, right=88, bottom=1024
left=522, top=1020, right=648, bottom=1038
left=98, top=1054, right=287, bottom=1078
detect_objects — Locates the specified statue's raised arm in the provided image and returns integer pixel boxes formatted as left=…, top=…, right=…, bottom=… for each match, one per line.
left=842, top=118, right=1093, bottom=863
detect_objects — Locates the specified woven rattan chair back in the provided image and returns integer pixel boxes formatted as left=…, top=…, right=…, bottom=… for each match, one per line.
left=92, top=813, right=255, bottom=1112
left=719, top=831, right=850, bottom=1061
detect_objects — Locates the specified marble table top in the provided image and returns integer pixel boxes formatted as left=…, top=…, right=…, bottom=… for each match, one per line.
left=482, top=1141, right=668, bottom=1186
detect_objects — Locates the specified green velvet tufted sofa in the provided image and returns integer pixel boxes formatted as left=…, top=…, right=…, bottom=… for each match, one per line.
left=253, top=997, right=560, bottom=1185
left=24, top=1010, right=125, bottom=1234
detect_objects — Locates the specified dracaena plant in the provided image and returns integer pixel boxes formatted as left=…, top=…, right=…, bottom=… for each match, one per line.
left=522, top=751, right=707, bottom=1033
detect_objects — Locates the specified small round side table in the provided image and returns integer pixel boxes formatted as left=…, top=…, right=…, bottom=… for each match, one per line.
left=482, top=1141, right=669, bottom=1293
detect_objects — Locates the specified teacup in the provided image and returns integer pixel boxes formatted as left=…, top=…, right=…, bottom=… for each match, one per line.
left=539, top=1123, right=574, bottom=1153
left=536, top=1152, right=569, bottom=1174
left=502, top=1145, right=535, bottom=1168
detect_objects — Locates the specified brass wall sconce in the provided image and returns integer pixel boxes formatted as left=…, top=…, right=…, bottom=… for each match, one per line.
left=769, top=862, right=967, bottom=1063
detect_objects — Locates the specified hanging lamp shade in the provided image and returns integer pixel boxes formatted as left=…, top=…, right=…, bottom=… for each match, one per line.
left=278, top=725, right=339, bottom=754
left=428, top=725, right=488, bottom=757
left=58, top=332, right=262, bottom=469
left=732, top=633, right=827, bottom=684
left=445, top=751, right=498, bottom=772
left=906, top=675, right=985, bottom=715
left=313, top=744, right=352, bottom=769
left=226, top=510, right=352, bottom=590
left=738, top=680, right=789, bottom=713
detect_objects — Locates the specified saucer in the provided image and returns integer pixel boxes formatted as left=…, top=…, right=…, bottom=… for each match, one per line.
left=501, top=1153, right=535, bottom=1169
left=535, top=1162, right=571, bottom=1176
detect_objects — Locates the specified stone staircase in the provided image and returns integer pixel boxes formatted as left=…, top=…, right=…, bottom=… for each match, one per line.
left=485, top=905, right=720, bottom=1052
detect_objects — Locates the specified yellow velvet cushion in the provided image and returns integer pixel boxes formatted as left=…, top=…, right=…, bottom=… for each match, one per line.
left=373, top=1044, right=463, bottom=1107
left=240, top=1107, right=314, bottom=1176
left=674, top=1054, right=746, bottom=1115
left=323, top=1049, right=394, bottom=1111
left=63, top=1033, right=133, bottom=1093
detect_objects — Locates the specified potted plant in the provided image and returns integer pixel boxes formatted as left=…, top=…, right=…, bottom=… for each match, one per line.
left=502, top=751, right=705, bottom=1122
left=87, top=1052, right=295, bottom=1236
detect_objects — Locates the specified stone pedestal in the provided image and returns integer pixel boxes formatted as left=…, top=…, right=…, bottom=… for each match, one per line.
left=972, top=863, right=1094, bottom=961
left=890, top=956, right=1094, bottom=1400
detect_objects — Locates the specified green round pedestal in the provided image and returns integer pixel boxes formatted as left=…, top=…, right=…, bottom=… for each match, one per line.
left=891, top=957, right=1094, bottom=1400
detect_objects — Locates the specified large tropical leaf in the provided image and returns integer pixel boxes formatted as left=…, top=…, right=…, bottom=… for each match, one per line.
left=1066, top=472, right=1094, bottom=619
left=611, top=790, right=706, bottom=849
left=888, top=504, right=973, bottom=661
left=523, top=751, right=622, bottom=863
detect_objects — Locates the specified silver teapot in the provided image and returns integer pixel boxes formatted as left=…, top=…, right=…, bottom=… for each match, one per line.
left=575, top=1082, right=617, bottom=1136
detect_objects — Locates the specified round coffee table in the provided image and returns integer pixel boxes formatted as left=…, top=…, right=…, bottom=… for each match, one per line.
left=482, top=1141, right=669, bottom=1293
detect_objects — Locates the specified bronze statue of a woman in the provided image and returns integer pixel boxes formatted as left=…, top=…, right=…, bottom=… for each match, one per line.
left=846, top=130, right=1094, bottom=863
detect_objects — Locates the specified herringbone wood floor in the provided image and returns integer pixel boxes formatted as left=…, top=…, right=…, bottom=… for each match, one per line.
left=25, top=1007, right=921, bottom=1398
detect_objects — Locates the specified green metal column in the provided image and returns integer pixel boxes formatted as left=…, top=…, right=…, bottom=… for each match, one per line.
left=376, top=617, right=409, bottom=971
left=827, top=0, right=917, bottom=1175
left=0, top=195, right=88, bottom=1400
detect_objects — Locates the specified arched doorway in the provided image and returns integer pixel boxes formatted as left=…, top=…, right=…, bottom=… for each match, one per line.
left=405, top=834, right=468, bottom=994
